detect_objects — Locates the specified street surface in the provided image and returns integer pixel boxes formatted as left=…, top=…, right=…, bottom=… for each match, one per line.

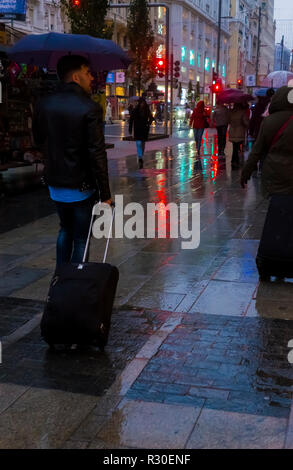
left=0, top=127, right=292, bottom=449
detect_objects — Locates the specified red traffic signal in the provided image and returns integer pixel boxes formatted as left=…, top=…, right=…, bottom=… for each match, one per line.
left=155, top=57, right=165, bottom=78
left=237, top=78, right=243, bottom=89
left=174, top=60, right=180, bottom=78
left=73, top=0, right=80, bottom=6
left=211, top=78, right=222, bottom=93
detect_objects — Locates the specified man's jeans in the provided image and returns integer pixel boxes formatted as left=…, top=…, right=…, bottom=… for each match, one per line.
left=193, top=128, right=205, bottom=152
left=136, top=140, right=145, bottom=158
left=55, top=194, right=96, bottom=267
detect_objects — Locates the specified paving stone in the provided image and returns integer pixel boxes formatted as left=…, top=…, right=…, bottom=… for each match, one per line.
left=97, top=399, right=202, bottom=449
left=0, top=388, right=97, bottom=449
left=190, top=280, right=257, bottom=316
left=186, top=408, right=287, bottom=449
left=0, top=297, right=44, bottom=338
left=0, top=267, right=49, bottom=296
left=213, top=257, right=259, bottom=283
left=126, top=290, right=185, bottom=311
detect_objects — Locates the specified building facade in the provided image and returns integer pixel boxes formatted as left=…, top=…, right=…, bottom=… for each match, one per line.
left=0, top=0, right=67, bottom=46
left=166, top=0, right=230, bottom=104
left=274, top=43, right=291, bottom=71
left=228, top=0, right=275, bottom=89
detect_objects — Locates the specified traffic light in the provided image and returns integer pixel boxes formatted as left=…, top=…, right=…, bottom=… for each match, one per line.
left=155, top=58, right=165, bottom=78
left=174, top=60, right=180, bottom=78
left=73, top=0, right=80, bottom=6
left=212, top=69, right=218, bottom=83
left=211, top=78, right=222, bottom=93
left=237, top=77, right=243, bottom=89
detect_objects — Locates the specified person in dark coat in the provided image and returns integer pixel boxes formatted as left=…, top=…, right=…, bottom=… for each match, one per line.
left=33, top=55, right=112, bottom=267
left=129, top=98, right=154, bottom=169
left=241, top=86, right=293, bottom=196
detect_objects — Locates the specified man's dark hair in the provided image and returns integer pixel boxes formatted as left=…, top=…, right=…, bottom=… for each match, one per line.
left=57, top=55, right=90, bottom=81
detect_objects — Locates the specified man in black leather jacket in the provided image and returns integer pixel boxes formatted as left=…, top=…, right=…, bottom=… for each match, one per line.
left=33, top=55, right=112, bottom=266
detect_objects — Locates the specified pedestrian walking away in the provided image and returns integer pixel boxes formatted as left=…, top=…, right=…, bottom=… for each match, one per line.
left=241, top=86, right=293, bottom=196
left=241, top=86, right=293, bottom=280
left=211, top=102, right=229, bottom=158
left=189, top=100, right=208, bottom=155
left=228, top=103, right=249, bottom=169
left=129, top=97, right=154, bottom=169
left=32, top=54, right=112, bottom=268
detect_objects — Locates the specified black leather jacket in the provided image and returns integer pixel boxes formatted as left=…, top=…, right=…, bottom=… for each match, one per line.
left=33, top=82, right=111, bottom=201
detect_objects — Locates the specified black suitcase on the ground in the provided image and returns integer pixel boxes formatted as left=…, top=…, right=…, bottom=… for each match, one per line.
left=256, top=194, right=293, bottom=280
left=41, top=204, right=119, bottom=349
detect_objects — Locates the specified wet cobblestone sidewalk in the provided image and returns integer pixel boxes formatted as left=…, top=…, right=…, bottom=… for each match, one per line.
left=0, top=133, right=292, bottom=449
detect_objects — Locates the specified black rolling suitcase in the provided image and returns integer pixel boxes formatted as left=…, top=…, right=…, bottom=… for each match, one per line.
left=256, top=194, right=293, bottom=281
left=41, top=204, right=119, bottom=350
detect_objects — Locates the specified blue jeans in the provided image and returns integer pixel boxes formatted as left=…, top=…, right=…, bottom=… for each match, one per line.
left=193, top=128, right=205, bottom=152
left=136, top=140, right=145, bottom=158
left=55, top=194, right=96, bottom=267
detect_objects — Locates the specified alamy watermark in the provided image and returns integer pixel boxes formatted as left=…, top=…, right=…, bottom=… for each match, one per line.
left=92, top=195, right=200, bottom=250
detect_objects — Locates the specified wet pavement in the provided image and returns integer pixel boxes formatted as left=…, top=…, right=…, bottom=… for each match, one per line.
left=0, top=128, right=292, bottom=449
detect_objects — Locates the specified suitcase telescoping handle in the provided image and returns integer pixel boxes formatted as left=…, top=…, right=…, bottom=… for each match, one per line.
left=82, top=202, right=115, bottom=264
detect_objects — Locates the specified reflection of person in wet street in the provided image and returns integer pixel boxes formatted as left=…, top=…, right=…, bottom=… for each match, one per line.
left=189, top=101, right=208, bottom=155
left=228, top=103, right=249, bottom=169
left=129, top=98, right=154, bottom=169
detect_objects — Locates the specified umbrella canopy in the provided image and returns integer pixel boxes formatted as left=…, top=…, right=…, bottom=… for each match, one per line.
left=217, top=88, right=254, bottom=104
left=7, top=32, right=131, bottom=72
left=261, top=71, right=293, bottom=88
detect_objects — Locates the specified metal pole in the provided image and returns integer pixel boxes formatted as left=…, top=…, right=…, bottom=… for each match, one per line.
left=164, top=6, right=169, bottom=135
left=216, top=0, right=222, bottom=74
left=109, top=3, right=169, bottom=136
left=170, top=37, right=173, bottom=136
left=255, top=6, right=261, bottom=87
left=280, top=35, right=284, bottom=71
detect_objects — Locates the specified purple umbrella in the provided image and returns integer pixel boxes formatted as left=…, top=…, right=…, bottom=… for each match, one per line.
left=217, top=88, right=254, bottom=104
left=7, top=32, right=131, bottom=72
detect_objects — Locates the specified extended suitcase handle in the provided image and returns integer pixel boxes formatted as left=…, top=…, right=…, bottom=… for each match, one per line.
left=82, top=203, right=115, bottom=264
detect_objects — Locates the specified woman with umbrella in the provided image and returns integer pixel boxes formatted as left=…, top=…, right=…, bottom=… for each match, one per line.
left=129, top=97, right=154, bottom=169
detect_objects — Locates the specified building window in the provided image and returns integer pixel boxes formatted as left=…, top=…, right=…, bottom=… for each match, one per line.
left=181, top=46, right=186, bottom=63
left=205, top=57, right=209, bottom=71
left=198, top=54, right=201, bottom=68
left=222, top=64, right=226, bottom=77
left=190, top=50, right=195, bottom=66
